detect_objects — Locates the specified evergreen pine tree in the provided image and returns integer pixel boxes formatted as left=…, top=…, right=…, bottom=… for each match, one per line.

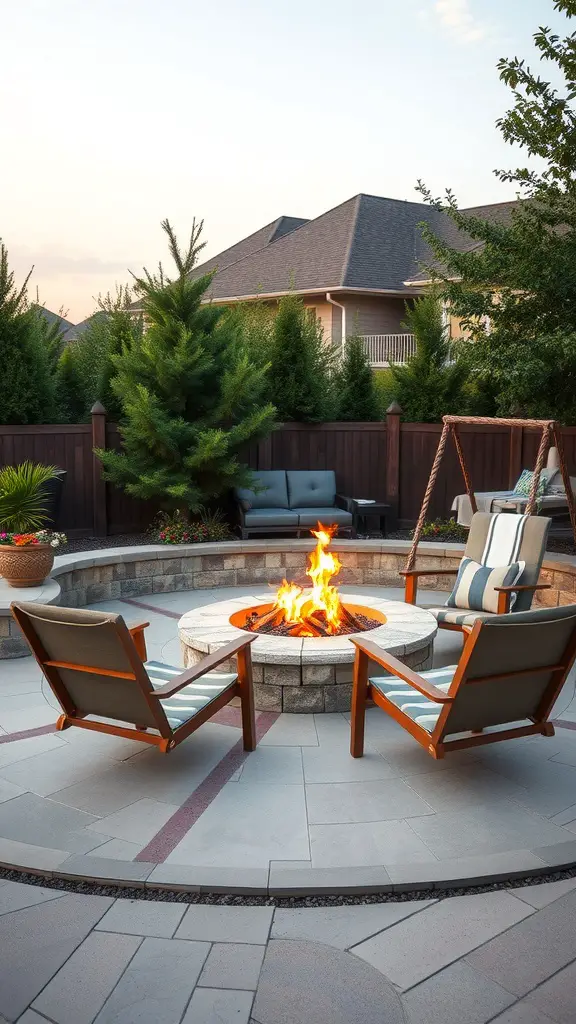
left=336, top=337, right=380, bottom=420
left=268, top=294, right=336, bottom=421
left=96, top=220, right=276, bottom=511
left=0, top=242, right=57, bottom=425
left=56, top=346, right=87, bottom=422
left=388, top=294, right=469, bottom=422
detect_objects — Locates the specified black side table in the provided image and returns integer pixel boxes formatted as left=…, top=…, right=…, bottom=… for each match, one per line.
left=350, top=500, right=390, bottom=537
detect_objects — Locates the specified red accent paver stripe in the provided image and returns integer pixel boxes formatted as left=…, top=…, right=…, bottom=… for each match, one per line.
left=136, top=711, right=280, bottom=862
left=120, top=598, right=181, bottom=620
left=0, top=723, right=57, bottom=744
left=553, top=719, right=576, bottom=731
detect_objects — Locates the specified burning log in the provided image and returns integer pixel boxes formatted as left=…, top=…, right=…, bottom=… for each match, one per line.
left=339, top=605, right=366, bottom=633
left=246, top=606, right=283, bottom=631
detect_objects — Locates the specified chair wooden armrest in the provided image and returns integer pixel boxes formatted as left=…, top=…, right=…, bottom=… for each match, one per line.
left=151, top=635, right=257, bottom=698
left=400, top=568, right=458, bottom=604
left=494, top=583, right=551, bottom=615
left=128, top=621, right=150, bottom=660
left=351, top=636, right=453, bottom=703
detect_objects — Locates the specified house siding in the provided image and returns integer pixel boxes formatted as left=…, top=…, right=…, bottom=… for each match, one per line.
left=340, top=295, right=411, bottom=337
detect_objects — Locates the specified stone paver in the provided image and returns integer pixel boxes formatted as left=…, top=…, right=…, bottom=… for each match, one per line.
left=198, top=943, right=266, bottom=991
left=0, top=893, right=113, bottom=1020
left=491, top=1004, right=558, bottom=1022
left=508, top=876, right=576, bottom=908
left=271, top=901, right=436, bottom=950
left=176, top=904, right=274, bottom=944
left=95, top=897, right=187, bottom=938
left=93, top=937, right=210, bottom=1023
left=182, top=988, right=254, bottom=1023
left=467, top=889, right=576, bottom=996
left=524, top=958, right=576, bottom=1022
left=351, top=892, right=534, bottom=991
left=252, top=939, right=406, bottom=1024
left=402, top=960, right=516, bottom=1024
left=33, top=930, right=142, bottom=1024
left=86, top=797, right=180, bottom=845
left=0, top=880, right=64, bottom=916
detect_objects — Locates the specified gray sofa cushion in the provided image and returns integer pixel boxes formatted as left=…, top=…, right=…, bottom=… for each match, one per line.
left=235, top=471, right=289, bottom=510
left=294, top=507, right=353, bottom=528
left=287, top=470, right=336, bottom=509
left=244, top=509, right=299, bottom=527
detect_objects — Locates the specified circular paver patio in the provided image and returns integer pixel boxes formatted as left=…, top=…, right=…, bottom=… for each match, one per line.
left=1, top=582, right=576, bottom=894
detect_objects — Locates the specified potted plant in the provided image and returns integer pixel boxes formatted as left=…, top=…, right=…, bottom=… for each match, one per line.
left=0, top=462, right=67, bottom=587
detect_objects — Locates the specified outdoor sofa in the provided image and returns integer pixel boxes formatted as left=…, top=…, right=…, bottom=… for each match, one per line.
left=234, top=470, right=354, bottom=538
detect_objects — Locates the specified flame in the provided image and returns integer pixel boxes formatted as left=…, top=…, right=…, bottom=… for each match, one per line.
left=272, top=524, right=343, bottom=634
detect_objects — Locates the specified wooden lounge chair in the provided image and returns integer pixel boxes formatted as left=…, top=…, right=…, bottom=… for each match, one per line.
left=11, top=602, right=257, bottom=754
left=350, top=604, right=576, bottom=760
left=402, top=512, right=551, bottom=631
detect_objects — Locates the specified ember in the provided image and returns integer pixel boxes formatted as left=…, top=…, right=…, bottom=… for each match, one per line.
left=243, top=524, right=384, bottom=638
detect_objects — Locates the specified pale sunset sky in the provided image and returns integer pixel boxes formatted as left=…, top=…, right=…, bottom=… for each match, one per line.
left=0, top=0, right=567, bottom=322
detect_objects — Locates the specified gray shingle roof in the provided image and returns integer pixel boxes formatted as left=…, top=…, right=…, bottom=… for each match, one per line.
left=34, top=306, right=75, bottom=334
left=193, top=195, right=520, bottom=300
left=405, top=201, right=519, bottom=284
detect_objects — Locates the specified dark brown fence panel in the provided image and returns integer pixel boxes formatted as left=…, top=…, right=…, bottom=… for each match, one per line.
left=263, top=423, right=388, bottom=503
left=0, top=424, right=94, bottom=535
left=105, top=426, right=157, bottom=535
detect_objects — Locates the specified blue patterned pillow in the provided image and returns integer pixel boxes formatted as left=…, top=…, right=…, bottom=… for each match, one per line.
left=447, top=557, right=525, bottom=614
left=512, top=469, right=547, bottom=498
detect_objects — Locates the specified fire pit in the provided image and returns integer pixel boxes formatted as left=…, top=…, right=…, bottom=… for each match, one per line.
left=178, top=527, right=437, bottom=712
left=231, top=525, right=386, bottom=639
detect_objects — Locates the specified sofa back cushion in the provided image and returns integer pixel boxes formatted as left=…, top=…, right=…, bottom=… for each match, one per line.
left=234, top=471, right=289, bottom=510
left=287, top=470, right=336, bottom=509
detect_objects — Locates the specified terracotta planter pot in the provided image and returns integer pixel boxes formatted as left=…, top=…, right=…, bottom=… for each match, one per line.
left=0, top=544, right=55, bottom=588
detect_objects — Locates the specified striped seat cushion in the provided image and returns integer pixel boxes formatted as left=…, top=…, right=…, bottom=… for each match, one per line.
left=145, top=660, right=237, bottom=728
left=371, top=666, right=456, bottom=732
left=426, top=606, right=494, bottom=626
left=446, top=557, right=525, bottom=614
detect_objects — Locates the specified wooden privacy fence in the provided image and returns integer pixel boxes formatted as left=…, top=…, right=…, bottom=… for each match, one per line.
left=1, top=406, right=576, bottom=535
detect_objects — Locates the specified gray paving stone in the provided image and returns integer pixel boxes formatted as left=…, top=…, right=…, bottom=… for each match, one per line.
left=386, top=850, right=548, bottom=890
left=271, top=900, right=436, bottom=950
left=467, top=889, right=576, bottom=996
left=489, top=1002, right=558, bottom=1022
left=0, top=835, right=68, bottom=871
left=508, top=877, right=576, bottom=909
left=305, top=779, right=435, bottom=824
left=0, top=792, right=101, bottom=854
left=33, top=930, right=142, bottom=1024
left=198, top=943, right=265, bottom=991
left=86, top=797, right=179, bottom=845
left=258, top=715, right=318, bottom=746
left=182, top=988, right=254, bottom=1024
left=0, top=892, right=113, bottom=1020
left=406, top=802, right=571, bottom=859
left=524, top=957, right=576, bottom=1022
left=13, top=1011, right=47, bottom=1023
left=59, top=854, right=155, bottom=884
left=176, top=905, right=274, bottom=944
left=0, top=881, right=64, bottom=916
left=94, top=936, right=210, bottom=1023
left=302, top=745, right=397, bottom=783
left=237, top=746, right=304, bottom=785
left=252, top=939, right=405, bottom=1024
left=268, top=864, right=392, bottom=896
left=531, top=838, right=576, bottom=866
left=352, top=891, right=534, bottom=991
left=309, top=818, right=435, bottom=868
left=146, top=864, right=269, bottom=894
left=402, top=960, right=516, bottom=1024
left=95, top=898, right=186, bottom=937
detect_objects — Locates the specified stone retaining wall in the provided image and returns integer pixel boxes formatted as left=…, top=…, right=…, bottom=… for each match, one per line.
left=2, top=539, right=576, bottom=659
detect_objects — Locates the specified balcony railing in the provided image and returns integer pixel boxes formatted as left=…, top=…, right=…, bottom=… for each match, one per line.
left=359, top=333, right=416, bottom=366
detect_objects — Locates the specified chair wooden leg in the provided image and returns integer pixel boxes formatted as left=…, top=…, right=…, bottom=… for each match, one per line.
left=350, top=649, right=369, bottom=758
left=405, top=575, right=417, bottom=605
left=237, top=647, right=257, bottom=751
left=56, top=714, right=71, bottom=731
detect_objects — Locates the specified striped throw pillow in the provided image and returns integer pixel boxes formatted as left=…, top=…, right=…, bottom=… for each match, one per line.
left=446, top=557, right=525, bottom=614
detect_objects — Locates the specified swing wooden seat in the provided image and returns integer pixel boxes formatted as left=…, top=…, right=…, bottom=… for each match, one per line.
left=402, top=416, right=576, bottom=632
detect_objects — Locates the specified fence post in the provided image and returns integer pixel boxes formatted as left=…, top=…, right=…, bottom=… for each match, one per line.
left=385, top=402, right=402, bottom=531
left=508, top=425, right=523, bottom=489
left=91, top=402, right=108, bottom=537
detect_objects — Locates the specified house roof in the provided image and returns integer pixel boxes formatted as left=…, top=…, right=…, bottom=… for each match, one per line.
left=404, top=201, right=519, bottom=285
left=190, top=195, right=520, bottom=301
left=34, top=305, right=75, bottom=334
left=62, top=311, right=107, bottom=343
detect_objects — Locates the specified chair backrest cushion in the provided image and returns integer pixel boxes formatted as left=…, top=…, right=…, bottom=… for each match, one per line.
left=12, top=603, right=163, bottom=730
left=443, top=605, right=576, bottom=736
left=446, top=558, right=525, bottom=614
left=287, top=470, right=336, bottom=509
left=234, top=471, right=289, bottom=510
left=465, top=512, right=550, bottom=612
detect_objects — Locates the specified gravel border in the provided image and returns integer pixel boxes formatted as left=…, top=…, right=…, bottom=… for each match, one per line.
left=3, top=863, right=576, bottom=908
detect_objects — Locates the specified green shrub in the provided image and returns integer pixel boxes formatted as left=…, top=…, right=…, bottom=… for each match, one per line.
left=336, top=337, right=380, bottom=421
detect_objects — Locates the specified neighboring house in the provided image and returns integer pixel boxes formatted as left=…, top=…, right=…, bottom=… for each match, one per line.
left=189, top=194, right=518, bottom=365
left=34, top=305, right=75, bottom=337
left=62, top=311, right=107, bottom=343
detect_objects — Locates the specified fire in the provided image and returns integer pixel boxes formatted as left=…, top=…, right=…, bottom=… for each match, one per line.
left=273, top=524, right=343, bottom=635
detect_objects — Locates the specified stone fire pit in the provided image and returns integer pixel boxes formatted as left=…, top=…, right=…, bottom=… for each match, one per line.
left=178, top=593, right=437, bottom=713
